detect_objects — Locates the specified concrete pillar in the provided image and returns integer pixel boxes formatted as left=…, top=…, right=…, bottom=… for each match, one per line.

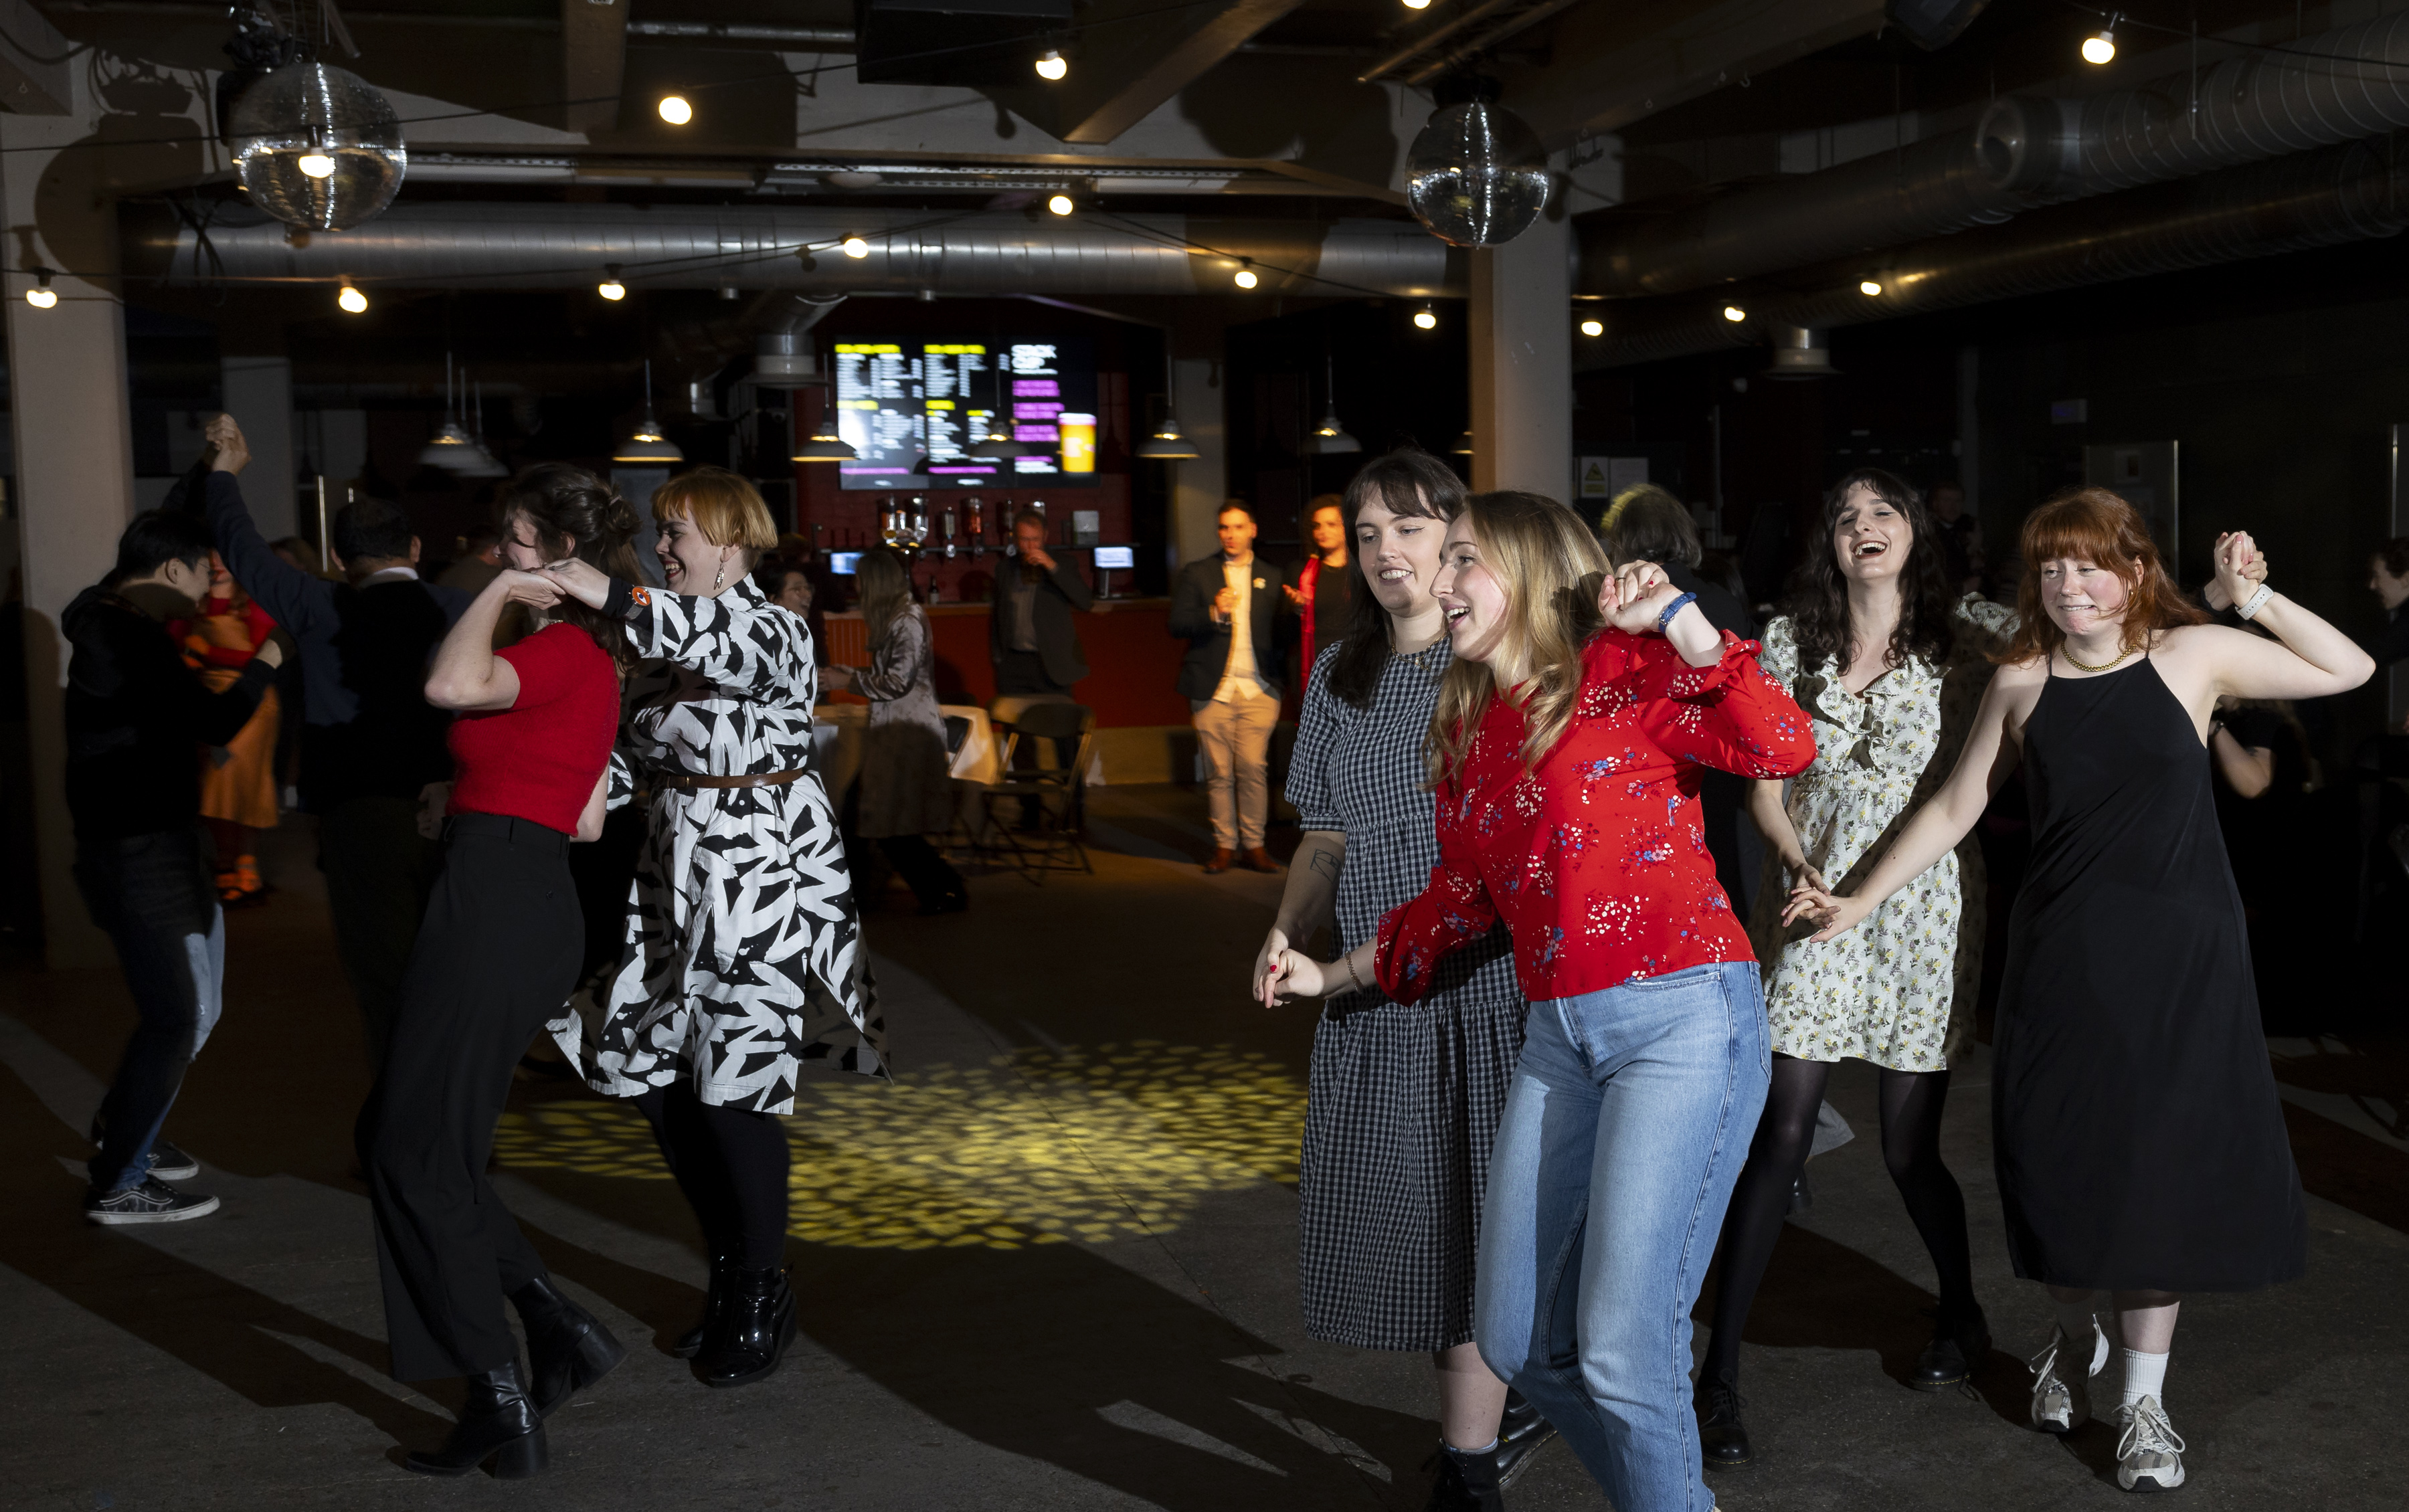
left=4, top=110, right=140, bottom=966
left=1468, top=210, right=1573, bottom=504
left=220, top=356, right=296, bottom=539
left=1168, top=355, right=1227, bottom=568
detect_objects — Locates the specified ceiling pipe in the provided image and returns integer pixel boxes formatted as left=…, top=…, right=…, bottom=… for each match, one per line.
left=1583, top=129, right=2409, bottom=368
left=1582, top=9, right=2409, bottom=299
left=122, top=203, right=1463, bottom=298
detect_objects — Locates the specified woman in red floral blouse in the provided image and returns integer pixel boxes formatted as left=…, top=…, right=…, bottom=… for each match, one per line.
left=1267, top=491, right=1813, bottom=1512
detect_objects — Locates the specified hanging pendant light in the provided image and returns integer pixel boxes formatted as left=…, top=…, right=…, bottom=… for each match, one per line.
left=1405, top=77, right=1550, bottom=248
left=790, top=401, right=858, bottom=462
left=613, top=359, right=685, bottom=464
left=418, top=354, right=474, bottom=468
left=1307, top=353, right=1360, bottom=456
left=1136, top=347, right=1200, bottom=460
left=1451, top=430, right=1474, bottom=456
left=453, top=377, right=508, bottom=477
left=227, top=59, right=406, bottom=232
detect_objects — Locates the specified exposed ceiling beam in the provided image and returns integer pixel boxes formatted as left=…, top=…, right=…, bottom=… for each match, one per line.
left=986, top=0, right=1304, bottom=145
left=1502, top=0, right=1885, bottom=148
left=561, top=0, right=628, bottom=135
left=0, top=0, right=72, bottom=114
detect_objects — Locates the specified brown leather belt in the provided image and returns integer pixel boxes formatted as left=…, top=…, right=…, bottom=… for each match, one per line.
left=657, top=767, right=810, bottom=791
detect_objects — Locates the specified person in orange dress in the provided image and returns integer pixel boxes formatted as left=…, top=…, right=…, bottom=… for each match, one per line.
left=169, top=555, right=282, bottom=905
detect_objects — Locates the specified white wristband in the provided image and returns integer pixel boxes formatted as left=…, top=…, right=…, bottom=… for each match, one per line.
left=2234, top=583, right=2273, bottom=620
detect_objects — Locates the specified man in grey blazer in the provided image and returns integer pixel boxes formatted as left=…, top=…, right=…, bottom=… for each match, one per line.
left=1168, top=502, right=1288, bottom=874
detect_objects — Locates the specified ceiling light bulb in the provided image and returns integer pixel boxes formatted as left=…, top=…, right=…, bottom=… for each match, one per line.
left=1413, top=305, right=1437, bottom=330
left=1035, top=50, right=1067, bottom=81
left=658, top=94, right=693, bottom=124
left=1579, top=317, right=1603, bottom=337
left=337, top=284, right=367, bottom=313
left=296, top=151, right=336, bottom=179
left=1047, top=193, right=1074, bottom=216
left=2082, top=28, right=2116, bottom=65
left=1722, top=305, right=1747, bottom=322
left=598, top=266, right=626, bottom=300
left=25, top=285, right=56, bottom=308
left=1234, top=268, right=1258, bottom=289
left=841, top=235, right=871, bottom=259
left=1403, top=0, right=1431, bottom=8
left=1859, top=279, right=1883, bottom=296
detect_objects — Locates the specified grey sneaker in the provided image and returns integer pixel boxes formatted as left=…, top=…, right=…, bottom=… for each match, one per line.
left=85, top=1176, right=219, bottom=1225
left=2115, top=1395, right=2186, bottom=1492
left=2028, top=1325, right=2101, bottom=1432
left=143, top=1138, right=199, bottom=1182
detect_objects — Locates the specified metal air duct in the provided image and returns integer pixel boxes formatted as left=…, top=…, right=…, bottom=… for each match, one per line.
left=1583, top=9, right=2409, bottom=299
left=752, top=294, right=848, bottom=389
left=1583, top=129, right=2409, bottom=368
left=123, top=203, right=1461, bottom=298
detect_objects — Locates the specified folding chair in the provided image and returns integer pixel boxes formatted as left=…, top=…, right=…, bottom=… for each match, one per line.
left=981, top=702, right=1095, bottom=882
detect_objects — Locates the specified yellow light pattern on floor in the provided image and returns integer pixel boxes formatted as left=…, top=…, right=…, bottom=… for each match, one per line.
left=493, top=1041, right=1305, bottom=1250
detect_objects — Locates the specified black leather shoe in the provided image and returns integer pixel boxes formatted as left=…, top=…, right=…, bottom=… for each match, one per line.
left=698, top=1263, right=796, bottom=1388
left=404, top=1359, right=549, bottom=1479
left=1494, top=1390, right=1557, bottom=1487
left=510, top=1275, right=626, bottom=1417
left=1696, top=1376, right=1752, bottom=1471
left=1908, top=1305, right=1991, bottom=1392
left=1425, top=1442, right=1506, bottom=1511
left=671, top=1253, right=736, bottom=1359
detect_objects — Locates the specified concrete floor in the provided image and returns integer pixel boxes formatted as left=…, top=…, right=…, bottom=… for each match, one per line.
left=2, top=785, right=2404, bottom=1511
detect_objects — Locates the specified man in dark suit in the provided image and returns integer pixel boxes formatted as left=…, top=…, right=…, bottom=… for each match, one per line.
left=1168, top=502, right=1288, bottom=874
left=178, top=415, right=470, bottom=1070
left=990, top=506, right=1091, bottom=696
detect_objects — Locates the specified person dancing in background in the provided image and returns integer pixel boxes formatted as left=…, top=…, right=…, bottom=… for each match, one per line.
left=541, top=466, right=883, bottom=1391
left=168, top=555, right=282, bottom=907
left=1251, top=452, right=1543, bottom=1512
left=1267, top=492, right=1814, bottom=1512
left=1787, top=490, right=2371, bottom=1494
left=357, top=466, right=634, bottom=1478
left=827, top=546, right=970, bottom=914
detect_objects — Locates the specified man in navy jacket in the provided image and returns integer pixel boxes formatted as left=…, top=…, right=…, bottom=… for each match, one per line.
left=1168, top=501, right=1289, bottom=874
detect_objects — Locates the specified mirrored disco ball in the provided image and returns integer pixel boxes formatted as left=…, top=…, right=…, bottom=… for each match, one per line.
left=229, top=63, right=406, bottom=231
left=1405, top=102, right=1550, bottom=248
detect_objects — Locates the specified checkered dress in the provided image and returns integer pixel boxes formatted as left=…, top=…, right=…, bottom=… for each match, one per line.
left=1286, top=640, right=1526, bottom=1351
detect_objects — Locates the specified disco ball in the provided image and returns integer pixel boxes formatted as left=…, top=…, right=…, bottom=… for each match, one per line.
left=1405, top=101, right=1550, bottom=248
left=228, top=62, right=406, bottom=232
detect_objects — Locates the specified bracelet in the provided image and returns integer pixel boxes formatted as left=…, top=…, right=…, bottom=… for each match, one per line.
left=1656, top=591, right=1698, bottom=636
left=2234, top=583, right=2274, bottom=620
left=1343, top=953, right=1364, bottom=994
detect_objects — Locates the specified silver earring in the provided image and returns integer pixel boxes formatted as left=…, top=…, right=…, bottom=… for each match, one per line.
left=713, top=563, right=725, bottom=589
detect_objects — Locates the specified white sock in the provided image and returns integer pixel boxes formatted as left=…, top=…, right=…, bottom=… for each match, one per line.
left=2120, top=1348, right=2169, bottom=1410
left=2051, top=1298, right=2099, bottom=1356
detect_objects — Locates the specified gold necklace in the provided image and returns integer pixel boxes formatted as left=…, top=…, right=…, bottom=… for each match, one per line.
left=2061, top=643, right=2137, bottom=674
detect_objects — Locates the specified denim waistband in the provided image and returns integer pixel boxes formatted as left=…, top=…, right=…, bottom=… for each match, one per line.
left=443, top=811, right=570, bottom=856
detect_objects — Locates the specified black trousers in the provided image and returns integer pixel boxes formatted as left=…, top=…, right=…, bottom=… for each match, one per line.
left=318, top=793, right=443, bottom=1072
left=357, top=814, right=582, bottom=1381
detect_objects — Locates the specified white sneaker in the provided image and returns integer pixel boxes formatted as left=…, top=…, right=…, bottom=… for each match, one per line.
left=2115, top=1395, right=2186, bottom=1492
left=2027, top=1324, right=2104, bottom=1432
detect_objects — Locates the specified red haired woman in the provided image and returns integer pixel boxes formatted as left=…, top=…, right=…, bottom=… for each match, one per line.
left=1789, top=489, right=2374, bottom=1495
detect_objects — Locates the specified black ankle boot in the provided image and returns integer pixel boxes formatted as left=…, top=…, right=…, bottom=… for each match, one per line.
left=698, top=1263, right=796, bottom=1388
left=671, top=1253, right=737, bottom=1359
left=1696, top=1374, right=1752, bottom=1471
left=404, top=1359, right=549, bottom=1479
left=1425, top=1442, right=1506, bottom=1512
left=510, top=1275, right=626, bottom=1417
left=1908, top=1303, right=1991, bottom=1391
left=1494, top=1390, right=1557, bottom=1487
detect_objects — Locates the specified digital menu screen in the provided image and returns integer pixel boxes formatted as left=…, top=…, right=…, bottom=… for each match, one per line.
left=832, top=338, right=1099, bottom=490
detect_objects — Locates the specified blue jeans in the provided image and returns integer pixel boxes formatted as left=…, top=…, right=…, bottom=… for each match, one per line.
left=74, top=826, right=226, bottom=1193
left=1474, top=961, right=1771, bottom=1512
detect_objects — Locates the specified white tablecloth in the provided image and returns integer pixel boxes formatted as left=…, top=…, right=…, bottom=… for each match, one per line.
left=811, top=702, right=998, bottom=804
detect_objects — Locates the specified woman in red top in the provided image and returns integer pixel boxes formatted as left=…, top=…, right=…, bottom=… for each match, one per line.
left=356, top=466, right=638, bottom=1481
left=1267, top=492, right=1813, bottom=1512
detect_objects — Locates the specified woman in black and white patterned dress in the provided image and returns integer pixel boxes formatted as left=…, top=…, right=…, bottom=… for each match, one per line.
left=1249, top=450, right=1534, bottom=1510
left=542, top=468, right=882, bottom=1391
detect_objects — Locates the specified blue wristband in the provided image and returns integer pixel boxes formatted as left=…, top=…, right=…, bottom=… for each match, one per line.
left=1655, top=591, right=1698, bottom=636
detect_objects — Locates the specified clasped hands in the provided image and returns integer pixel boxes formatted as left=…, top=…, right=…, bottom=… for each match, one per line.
left=495, top=557, right=614, bottom=610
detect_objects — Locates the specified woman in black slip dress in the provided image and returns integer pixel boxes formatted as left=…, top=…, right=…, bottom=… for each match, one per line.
left=1783, top=488, right=2373, bottom=1497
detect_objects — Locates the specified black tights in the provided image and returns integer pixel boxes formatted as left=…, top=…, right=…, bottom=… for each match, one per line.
left=1701, top=1055, right=1974, bottom=1387
left=631, top=1084, right=791, bottom=1269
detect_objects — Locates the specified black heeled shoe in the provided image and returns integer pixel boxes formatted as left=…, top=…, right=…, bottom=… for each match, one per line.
left=1494, top=1389, right=1558, bottom=1487
left=1696, top=1375, right=1752, bottom=1471
left=404, top=1358, right=549, bottom=1479
left=510, top=1275, right=626, bottom=1417
left=670, top=1253, right=735, bottom=1359
left=1908, top=1304, right=1991, bottom=1391
left=698, top=1263, right=796, bottom=1388
left=1425, top=1442, right=1506, bottom=1512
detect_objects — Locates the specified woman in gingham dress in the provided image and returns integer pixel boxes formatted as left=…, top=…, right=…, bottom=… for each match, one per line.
left=1249, top=451, right=1536, bottom=1510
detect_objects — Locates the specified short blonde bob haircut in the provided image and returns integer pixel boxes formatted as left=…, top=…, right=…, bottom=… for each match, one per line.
left=650, top=465, right=778, bottom=555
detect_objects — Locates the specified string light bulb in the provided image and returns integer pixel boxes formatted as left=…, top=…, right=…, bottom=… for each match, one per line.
left=1035, top=50, right=1067, bottom=81
left=25, top=267, right=56, bottom=308
left=598, top=265, right=626, bottom=300
left=337, top=282, right=367, bottom=314
left=1403, top=0, right=1431, bottom=8
left=1413, top=304, right=1437, bottom=330
left=1234, top=262, right=1259, bottom=290
left=1722, top=305, right=1747, bottom=322
left=2082, top=19, right=2117, bottom=65
left=1859, top=279, right=1883, bottom=296
left=1047, top=193, right=1074, bottom=216
left=658, top=94, right=693, bottom=124
left=840, top=235, right=871, bottom=259
left=1579, top=317, right=1603, bottom=337
left=296, top=150, right=335, bottom=179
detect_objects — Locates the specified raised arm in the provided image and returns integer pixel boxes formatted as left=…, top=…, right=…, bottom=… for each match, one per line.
left=2185, top=532, right=2376, bottom=702
left=426, top=570, right=553, bottom=711
left=1047, top=557, right=1094, bottom=612
left=1167, top=564, right=1217, bottom=639
left=173, top=419, right=331, bottom=638
left=545, top=559, right=813, bottom=704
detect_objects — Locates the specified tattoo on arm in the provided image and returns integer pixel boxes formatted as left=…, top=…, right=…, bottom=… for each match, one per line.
left=1309, top=846, right=1341, bottom=882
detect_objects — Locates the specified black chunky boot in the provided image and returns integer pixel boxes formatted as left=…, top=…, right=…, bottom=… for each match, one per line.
left=1494, top=1390, right=1558, bottom=1487
left=698, top=1263, right=796, bottom=1388
left=1696, top=1373, right=1752, bottom=1471
left=1908, top=1303, right=1991, bottom=1392
left=671, top=1253, right=736, bottom=1359
left=404, top=1359, right=549, bottom=1479
left=510, top=1275, right=626, bottom=1417
left=1426, top=1441, right=1506, bottom=1512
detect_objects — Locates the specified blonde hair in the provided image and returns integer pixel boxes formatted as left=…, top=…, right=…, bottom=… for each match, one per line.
left=1426, top=491, right=1608, bottom=783
left=650, top=466, right=778, bottom=557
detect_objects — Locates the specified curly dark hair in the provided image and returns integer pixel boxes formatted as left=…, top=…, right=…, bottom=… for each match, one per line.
left=1780, top=467, right=1956, bottom=677
left=1324, top=448, right=1467, bottom=710
left=497, top=463, right=645, bottom=672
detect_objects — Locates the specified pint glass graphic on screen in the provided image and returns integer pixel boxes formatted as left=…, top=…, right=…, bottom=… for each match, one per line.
left=1057, top=413, right=1096, bottom=473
